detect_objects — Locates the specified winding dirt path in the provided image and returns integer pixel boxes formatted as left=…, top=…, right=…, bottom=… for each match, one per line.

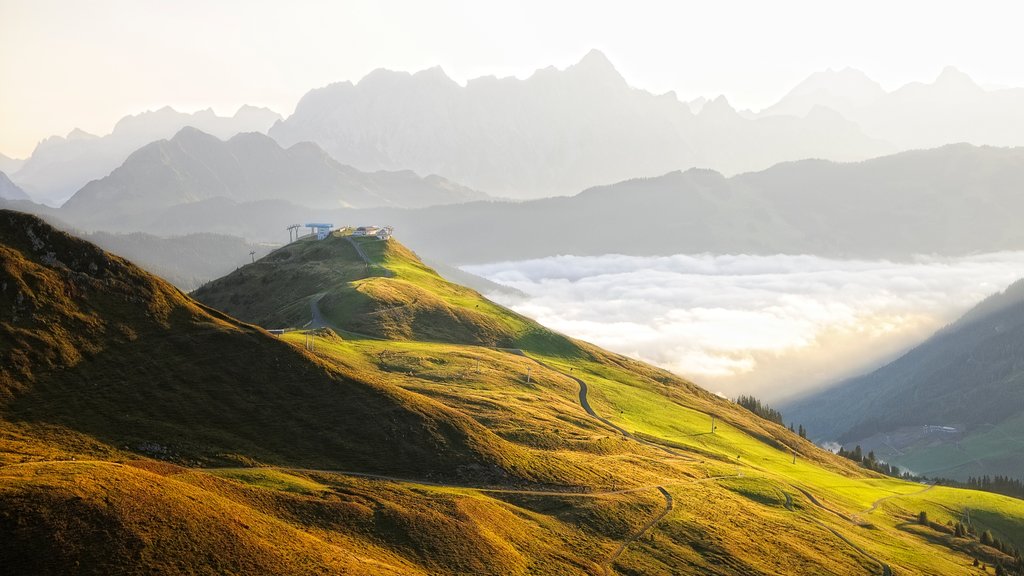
left=602, top=487, right=673, bottom=576
left=506, top=350, right=696, bottom=462
left=865, top=484, right=934, bottom=514
left=788, top=485, right=892, bottom=576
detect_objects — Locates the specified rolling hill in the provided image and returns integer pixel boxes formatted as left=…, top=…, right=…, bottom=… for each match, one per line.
left=4, top=209, right=1024, bottom=575
left=785, top=278, right=1024, bottom=480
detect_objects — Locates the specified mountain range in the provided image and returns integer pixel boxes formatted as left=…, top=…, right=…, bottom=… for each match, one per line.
left=760, top=66, right=1024, bottom=151
left=13, top=55, right=1024, bottom=209
left=57, top=127, right=486, bottom=230
left=205, top=143, right=1024, bottom=263
left=9, top=141, right=1024, bottom=296
left=269, top=49, right=887, bottom=198
left=14, top=142, right=1024, bottom=266
left=784, top=278, right=1024, bottom=480
left=9, top=105, right=281, bottom=206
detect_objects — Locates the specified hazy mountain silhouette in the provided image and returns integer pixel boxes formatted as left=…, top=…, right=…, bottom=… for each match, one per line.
left=760, top=67, right=886, bottom=118
left=60, top=127, right=486, bottom=229
left=46, top=144, right=1024, bottom=265
left=10, top=105, right=281, bottom=206
left=0, top=171, right=29, bottom=201
left=324, top=143, right=1024, bottom=264
left=270, top=49, right=887, bottom=198
left=783, top=278, right=1024, bottom=479
left=0, top=153, right=23, bottom=176
left=761, top=66, right=1024, bottom=151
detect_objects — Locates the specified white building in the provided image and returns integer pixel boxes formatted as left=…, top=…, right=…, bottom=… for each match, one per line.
left=353, top=225, right=393, bottom=240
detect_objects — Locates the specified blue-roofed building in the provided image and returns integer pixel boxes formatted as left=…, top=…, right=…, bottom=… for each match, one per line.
left=305, top=223, right=333, bottom=240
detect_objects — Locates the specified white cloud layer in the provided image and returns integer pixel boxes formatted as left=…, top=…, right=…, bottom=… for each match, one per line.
left=464, top=253, right=1024, bottom=401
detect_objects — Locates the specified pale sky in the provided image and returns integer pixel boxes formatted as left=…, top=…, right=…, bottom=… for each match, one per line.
left=3, top=0, right=1024, bottom=158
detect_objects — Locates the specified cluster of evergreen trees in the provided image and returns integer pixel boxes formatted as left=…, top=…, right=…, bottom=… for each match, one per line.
left=735, top=395, right=784, bottom=426
left=965, top=476, right=1024, bottom=500
left=833, top=445, right=903, bottom=477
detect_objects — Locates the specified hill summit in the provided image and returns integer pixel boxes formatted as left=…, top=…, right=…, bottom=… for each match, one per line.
left=192, top=228, right=573, bottom=352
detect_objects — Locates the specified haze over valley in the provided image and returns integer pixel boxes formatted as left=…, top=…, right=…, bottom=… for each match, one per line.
left=466, top=252, right=1024, bottom=401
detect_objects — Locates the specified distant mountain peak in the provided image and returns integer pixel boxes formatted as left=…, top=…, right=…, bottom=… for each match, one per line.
left=789, top=67, right=884, bottom=97
left=66, top=128, right=98, bottom=141
left=566, top=48, right=624, bottom=83
left=700, top=95, right=739, bottom=118
left=577, top=48, right=614, bottom=68
left=412, top=65, right=459, bottom=87
left=934, top=65, right=979, bottom=89
left=171, top=125, right=217, bottom=141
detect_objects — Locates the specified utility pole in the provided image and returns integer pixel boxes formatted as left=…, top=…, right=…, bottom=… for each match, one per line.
left=249, top=250, right=256, bottom=263
left=526, top=367, right=532, bottom=384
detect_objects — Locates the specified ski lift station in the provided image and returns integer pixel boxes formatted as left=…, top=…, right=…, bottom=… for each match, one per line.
left=306, top=223, right=334, bottom=240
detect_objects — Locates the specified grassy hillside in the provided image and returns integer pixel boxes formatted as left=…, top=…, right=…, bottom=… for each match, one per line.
left=193, top=230, right=575, bottom=352
left=4, top=209, right=1024, bottom=575
left=0, top=210, right=522, bottom=479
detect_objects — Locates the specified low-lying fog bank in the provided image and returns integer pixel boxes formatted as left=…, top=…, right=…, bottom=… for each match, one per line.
left=465, top=252, right=1024, bottom=401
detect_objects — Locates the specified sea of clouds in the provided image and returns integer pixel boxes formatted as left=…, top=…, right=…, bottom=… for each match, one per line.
left=464, top=252, right=1024, bottom=401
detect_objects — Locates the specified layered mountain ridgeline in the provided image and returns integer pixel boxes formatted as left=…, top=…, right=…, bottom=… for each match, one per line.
left=270, top=50, right=885, bottom=198
left=58, top=127, right=485, bottom=230
left=9, top=105, right=281, bottom=206
left=324, top=143, right=1024, bottom=263
left=4, top=209, right=1024, bottom=575
left=785, top=278, right=1024, bottom=481
left=61, top=143, right=1024, bottom=261
left=760, top=65, right=1024, bottom=151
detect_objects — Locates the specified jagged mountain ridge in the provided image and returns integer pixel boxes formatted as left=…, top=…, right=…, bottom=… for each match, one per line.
left=270, top=49, right=887, bottom=198
left=760, top=66, right=1024, bottom=151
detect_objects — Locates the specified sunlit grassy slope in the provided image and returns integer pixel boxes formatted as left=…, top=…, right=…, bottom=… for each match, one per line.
left=193, top=231, right=574, bottom=351
left=4, top=210, right=1024, bottom=575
